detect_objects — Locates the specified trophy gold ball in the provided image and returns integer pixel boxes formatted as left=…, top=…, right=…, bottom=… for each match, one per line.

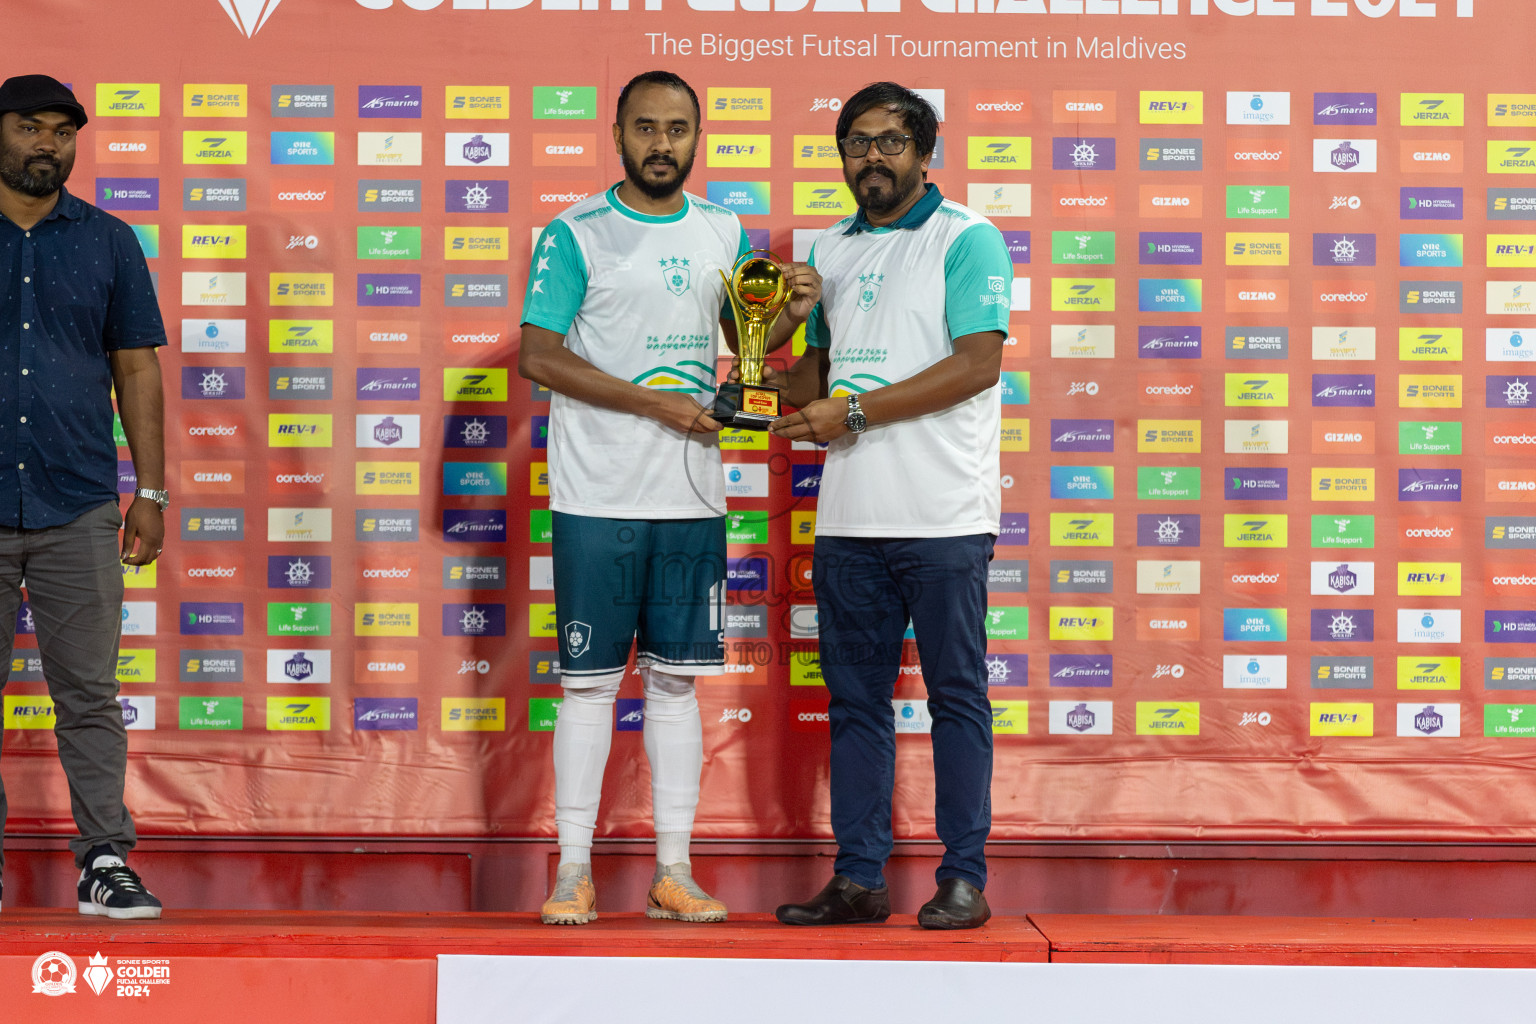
left=712, top=250, right=789, bottom=429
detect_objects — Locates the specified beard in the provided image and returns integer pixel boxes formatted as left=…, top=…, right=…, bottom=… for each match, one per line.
left=621, top=146, right=695, bottom=201
left=850, top=162, right=922, bottom=218
left=0, top=140, right=70, bottom=198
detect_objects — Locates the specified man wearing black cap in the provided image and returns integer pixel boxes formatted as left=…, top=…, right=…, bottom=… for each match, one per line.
left=0, top=74, right=167, bottom=919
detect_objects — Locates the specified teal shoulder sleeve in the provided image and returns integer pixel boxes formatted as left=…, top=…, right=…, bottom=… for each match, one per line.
left=943, top=222, right=1013, bottom=340
left=520, top=219, right=587, bottom=334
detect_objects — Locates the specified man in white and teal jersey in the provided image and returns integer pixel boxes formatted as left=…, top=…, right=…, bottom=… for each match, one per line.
left=519, top=71, right=819, bottom=925
left=772, top=82, right=1011, bottom=931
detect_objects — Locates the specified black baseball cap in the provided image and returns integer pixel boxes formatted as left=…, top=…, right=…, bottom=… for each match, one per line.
left=0, top=75, right=88, bottom=128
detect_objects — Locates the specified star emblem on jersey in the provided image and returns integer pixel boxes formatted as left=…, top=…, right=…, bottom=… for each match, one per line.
left=857, top=271, right=884, bottom=311
left=564, top=620, right=593, bottom=659
left=660, top=256, right=692, bottom=296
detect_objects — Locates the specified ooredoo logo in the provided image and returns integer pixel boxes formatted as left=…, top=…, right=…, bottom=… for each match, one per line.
left=1227, top=139, right=1289, bottom=170
left=970, top=89, right=1029, bottom=121
left=1052, top=185, right=1114, bottom=217
left=217, top=0, right=283, bottom=37
left=1313, top=280, right=1376, bottom=312
left=272, top=179, right=332, bottom=210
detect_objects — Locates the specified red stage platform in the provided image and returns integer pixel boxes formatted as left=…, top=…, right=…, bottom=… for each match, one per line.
left=3, top=909, right=1535, bottom=1022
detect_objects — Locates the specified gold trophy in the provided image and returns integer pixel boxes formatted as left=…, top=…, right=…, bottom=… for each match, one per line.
left=712, top=250, right=789, bottom=430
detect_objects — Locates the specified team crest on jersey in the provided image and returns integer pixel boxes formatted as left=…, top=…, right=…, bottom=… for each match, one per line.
left=659, top=256, right=691, bottom=296
left=857, top=272, right=884, bottom=311
left=564, top=620, right=592, bottom=659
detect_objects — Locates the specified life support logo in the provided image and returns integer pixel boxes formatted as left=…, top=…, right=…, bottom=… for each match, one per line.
left=217, top=0, right=284, bottom=37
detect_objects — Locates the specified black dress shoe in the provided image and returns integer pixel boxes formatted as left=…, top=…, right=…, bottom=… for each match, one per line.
left=775, top=875, right=892, bottom=925
left=917, top=878, right=991, bottom=930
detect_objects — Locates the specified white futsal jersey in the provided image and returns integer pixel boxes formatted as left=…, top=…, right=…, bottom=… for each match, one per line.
left=805, top=184, right=1012, bottom=538
left=522, top=186, right=750, bottom=518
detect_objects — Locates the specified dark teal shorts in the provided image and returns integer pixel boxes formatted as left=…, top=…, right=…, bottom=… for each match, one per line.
left=551, top=512, right=726, bottom=687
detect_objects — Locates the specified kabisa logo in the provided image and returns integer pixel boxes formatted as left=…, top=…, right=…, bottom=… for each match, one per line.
left=216, top=0, right=283, bottom=38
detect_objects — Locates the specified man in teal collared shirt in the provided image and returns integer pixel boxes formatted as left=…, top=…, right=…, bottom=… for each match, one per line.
left=773, top=82, right=1011, bottom=931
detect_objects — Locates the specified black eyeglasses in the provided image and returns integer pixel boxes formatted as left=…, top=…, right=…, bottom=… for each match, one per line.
left=837, top=134, right=913, bottom=158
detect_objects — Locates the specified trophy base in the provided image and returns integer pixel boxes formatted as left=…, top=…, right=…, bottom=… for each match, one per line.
left=712, top=382, right=781, bottom=431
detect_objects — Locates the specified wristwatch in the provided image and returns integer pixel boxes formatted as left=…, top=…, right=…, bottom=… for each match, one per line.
left=134, top=488, right=171, bottom=511
left=844, top=394, right=867, bottom=434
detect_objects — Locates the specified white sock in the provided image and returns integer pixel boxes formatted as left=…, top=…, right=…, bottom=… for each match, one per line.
left=552, top=682, right=619, bottom=856
left=656, top=833, right=691, bottom=868
left=641, top=667, right=702, bottom=862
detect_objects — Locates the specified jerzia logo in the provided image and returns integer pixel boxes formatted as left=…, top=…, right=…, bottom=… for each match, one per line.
left=216, top=0, right=284, bottom=37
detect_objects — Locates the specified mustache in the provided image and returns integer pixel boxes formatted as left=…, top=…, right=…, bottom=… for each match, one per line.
left=856, top=166, right=894, bottom=186
left=644, top=156, right=678, bottom=168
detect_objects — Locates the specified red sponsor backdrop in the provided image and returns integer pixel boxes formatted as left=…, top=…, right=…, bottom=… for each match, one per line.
left=4, top=0, right=1536, bottom=845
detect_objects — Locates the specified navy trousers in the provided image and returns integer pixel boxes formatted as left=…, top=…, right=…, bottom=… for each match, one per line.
left=812, top=533, right=994, bottom=891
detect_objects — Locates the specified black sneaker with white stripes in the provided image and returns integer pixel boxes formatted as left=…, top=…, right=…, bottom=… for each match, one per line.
left=78, top=858, right=162, bottom=920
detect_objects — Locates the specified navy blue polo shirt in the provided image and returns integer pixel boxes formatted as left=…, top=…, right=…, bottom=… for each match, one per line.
left=0, top=186, right=166, bottom=529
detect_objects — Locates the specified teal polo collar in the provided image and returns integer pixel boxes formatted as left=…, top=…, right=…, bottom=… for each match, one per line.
left=843, top=182, right=943, bottom=235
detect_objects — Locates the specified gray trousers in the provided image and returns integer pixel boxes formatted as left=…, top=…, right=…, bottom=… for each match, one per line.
left=0, top=501, right=137, bottom=870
